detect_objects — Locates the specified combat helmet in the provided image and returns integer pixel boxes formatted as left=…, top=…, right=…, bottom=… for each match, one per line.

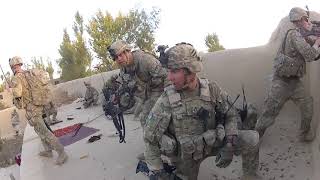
left=108, top=40, right=132, bottom=60
left=167, top=42, right=203, bottom=73
left=9, top=56, right=23, bottom=67
left=289, top=7, right=308, bottom=22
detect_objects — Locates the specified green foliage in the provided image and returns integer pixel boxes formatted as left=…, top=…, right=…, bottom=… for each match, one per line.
left=205, top=33, right=225, bottom=52
left=57, top=11, right=93, bottom=81
left=87, top=8, right=160, bottom=72
left=46, top=61, right=54, bottom=80
left=30, top=57, right=55, bottom=80
left=30, top=57, right=46, bottom=70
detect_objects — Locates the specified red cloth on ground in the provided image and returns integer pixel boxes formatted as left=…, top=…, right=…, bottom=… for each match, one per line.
left=53, top=123, right=82, bottom=137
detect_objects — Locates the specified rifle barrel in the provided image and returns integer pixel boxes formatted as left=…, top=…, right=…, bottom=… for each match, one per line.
left=0, top=65, right=9, bottom=84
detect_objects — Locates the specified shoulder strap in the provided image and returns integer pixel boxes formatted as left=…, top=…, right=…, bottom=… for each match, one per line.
left=280, top=29, right=295, bottom=53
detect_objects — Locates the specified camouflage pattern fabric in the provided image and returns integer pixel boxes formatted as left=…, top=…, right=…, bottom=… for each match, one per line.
left=289, top=7, right=308, bottom=22
left=279, top=29, right=320, bottom=77
left=255, top=76, right=313, bottom=135
left=138, top=92, right=162, bottom=129
left=11, top=69, right=51, bottom=108
left=119, top=50, right=168, bottom=128
left=84, top=85, right=99, bottom=108
left=133, top=96, right=143, bottom=121
left=255, top=28, right=319, bottom=136
left=120, top=50, right=168, bottom=97
left=43, top=101, right=58, bottom=124
left=144, top=78, right=259, bottom=180
left=11, top=70, right=65, bottom=155
left=11, top=109, right=20, bottom=133
left=26, top=104, right=64, bottom=153
left=239, top=103, right=258, bottom=130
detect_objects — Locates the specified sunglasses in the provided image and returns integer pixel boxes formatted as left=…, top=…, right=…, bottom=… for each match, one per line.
left=302, top=17, right=309, bottom=22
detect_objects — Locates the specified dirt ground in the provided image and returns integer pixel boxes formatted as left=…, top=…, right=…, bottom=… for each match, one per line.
left=0, top=134, right=23, bottom=168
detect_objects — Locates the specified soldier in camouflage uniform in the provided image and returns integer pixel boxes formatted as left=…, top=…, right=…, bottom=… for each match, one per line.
left=144, top=43, right=260, bottom=180
left=43, top=101, right=60, bottom=125
left=108, top=40, right=167, bottom=159
left=83, top=81, right=99, bottom=108
left=9, top=56, right=68, bottom=165
left=11, top=109, right=20, bottom=136
left=105, top=74, right=121, bottom=92
left=102, top=74, right=120, bottom=105
left=255, top=7, right=320, bottom=141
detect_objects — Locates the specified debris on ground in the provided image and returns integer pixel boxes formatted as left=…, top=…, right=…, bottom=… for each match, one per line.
left=88, top=134, right=102, bottom=143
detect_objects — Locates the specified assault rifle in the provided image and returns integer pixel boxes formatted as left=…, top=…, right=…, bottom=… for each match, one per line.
left=0, top=65, right=9, bottom=85
left=102, top=87, right=126, bottom=143
left=101, top=74, right=136, bottom=143
left=156, top=45, right=169, bottom=67
left=301, top=6, right=320, bottom=44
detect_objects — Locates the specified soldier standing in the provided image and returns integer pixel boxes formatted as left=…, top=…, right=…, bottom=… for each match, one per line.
left=8, top=56, right=68, bottom=165
left=255, top=7, right=320, bottom=141
left=108, top=40, right=167, bottom=160
left=143, top=43, right=261, bottom=180
left=11, top=109, right=20, bottom=136
left=83, top=81, right=99, bottom=108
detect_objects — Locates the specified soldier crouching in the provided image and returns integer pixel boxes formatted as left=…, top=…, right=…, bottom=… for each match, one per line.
left=143, top=43, right=261, bottom=180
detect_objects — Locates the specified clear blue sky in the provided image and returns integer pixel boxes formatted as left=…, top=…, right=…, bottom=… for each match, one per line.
left=0, top=0, right=319, bottom=80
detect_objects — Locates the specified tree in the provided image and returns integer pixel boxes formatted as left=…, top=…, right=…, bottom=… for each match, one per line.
left=73, top=11, right=93, bottom=77
left=30, top=57, right=55, bottom=80
left=87, top=8, right=160, bottom=72
left=205, top=33, right=225, bottom=52
left=58, top=29, right=77, bottom=81
left=30, top=57, right=46, bottom=70
left=46, top=61, right=54, bottom=80
left=57, top=12, right=92, bottom=81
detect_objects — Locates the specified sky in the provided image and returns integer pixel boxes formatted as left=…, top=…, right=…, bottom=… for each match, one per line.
left=0, top=0, right=320, bottom=80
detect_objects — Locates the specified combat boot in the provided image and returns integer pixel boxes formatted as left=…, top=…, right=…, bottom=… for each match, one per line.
left=299, top=129, right=315, bottom=142
left=55, top=151, right=68, bottom=165
left=38, top=150, right=53, bottom=158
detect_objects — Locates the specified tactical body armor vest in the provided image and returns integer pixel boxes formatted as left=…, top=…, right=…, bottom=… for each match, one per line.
left=165, top=78, right=219, bottom=160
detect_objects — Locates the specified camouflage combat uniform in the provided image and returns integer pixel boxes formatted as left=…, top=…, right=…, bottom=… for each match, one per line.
left=144, top=43, right=260, bottom=180
left=11, top=109, right=20, bottom=135
left=83, top=82, right=99, bottom=108
left=119, top=50, right=167, bottom=129
left=10, top=56, right=67, bottom=165
left=255, top=7, right=320, bottom=140
left=43, top=101, right=58, bottom=125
